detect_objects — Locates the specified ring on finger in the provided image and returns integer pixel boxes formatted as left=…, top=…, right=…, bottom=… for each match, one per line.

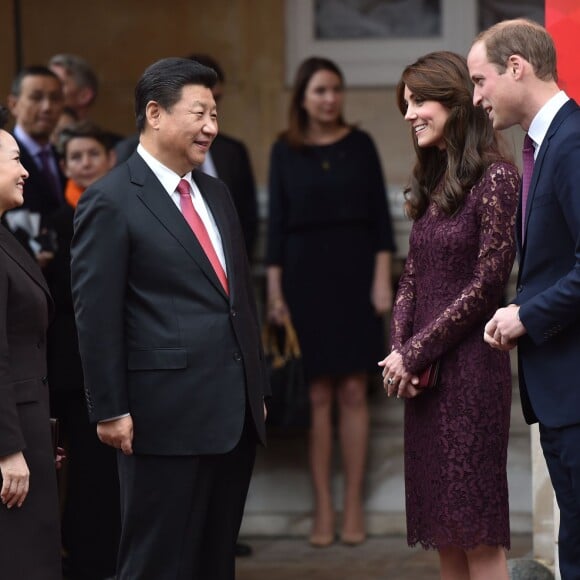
left=387, top=377, right=394, bottom=385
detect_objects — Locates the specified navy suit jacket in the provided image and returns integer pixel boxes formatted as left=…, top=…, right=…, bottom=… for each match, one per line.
left=70, top=152, right=269, bottom=455
left=515, top=98, right=580, bottom=427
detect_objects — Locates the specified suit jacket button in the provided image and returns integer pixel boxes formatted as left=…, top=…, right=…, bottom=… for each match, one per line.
left=233, top=352, right=242, bottom=362
left=516, top=285, right=523, bottom=293
left=230, top=309, right=237, bottom=317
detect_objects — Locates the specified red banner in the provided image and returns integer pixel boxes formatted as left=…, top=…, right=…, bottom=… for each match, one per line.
left=546, top=0, right=580, bottom=100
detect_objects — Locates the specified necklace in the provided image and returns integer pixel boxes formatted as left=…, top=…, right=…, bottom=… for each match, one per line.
left=310, top=146, right=333, bottom=171
left=307, top=127, right=350, bottom=171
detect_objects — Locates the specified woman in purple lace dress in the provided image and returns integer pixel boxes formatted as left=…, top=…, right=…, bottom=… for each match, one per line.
left=379, top=52, right=519, bottom=579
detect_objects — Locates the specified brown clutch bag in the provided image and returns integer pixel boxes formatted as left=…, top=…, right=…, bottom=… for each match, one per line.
left=418, top=360, right=441, bottom=388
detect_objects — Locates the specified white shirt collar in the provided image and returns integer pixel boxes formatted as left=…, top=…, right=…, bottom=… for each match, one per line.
left=14, top=125, right=52, bottom=167
left=135, top=143, right=227, bottom=273
left=136, top=143, right=192, bottom=195
left=528, top=90, right=569, bottom=153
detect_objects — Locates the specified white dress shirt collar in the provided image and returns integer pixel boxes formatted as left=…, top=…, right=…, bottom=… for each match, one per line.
left=136, top=143, right=227, bottom=273
left=528, top=91, right=569, bottom=157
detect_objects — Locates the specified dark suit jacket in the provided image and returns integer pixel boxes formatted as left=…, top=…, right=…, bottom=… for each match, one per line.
left=71, top=152, right=269, bottom=455
left=0, top=224, right=61, bottom=580
left=0, top=224, right=53, bottom=453
left=515, top=98, right=580, bottom=427
left=115, top=133, right=258, bottom=257
left=43, top=204, right=84, bottom=392
left=210, top=134, right=258, bottom=257
left=14, top=136, right=66, bottom=217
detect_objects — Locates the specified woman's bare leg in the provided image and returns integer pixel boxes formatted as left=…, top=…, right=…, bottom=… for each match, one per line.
left=308, top=377, right=335, bottom=546
left=337, top=373, right=368, bottom=543
left=439, top=546, right=470, bottom=580
left=466, top=545, right=508, bottom=580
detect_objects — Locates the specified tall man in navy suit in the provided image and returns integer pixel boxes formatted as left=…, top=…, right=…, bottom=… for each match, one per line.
left=468, top=19, right=580, bottom=578
left=71, top=58, right=269, bottom=580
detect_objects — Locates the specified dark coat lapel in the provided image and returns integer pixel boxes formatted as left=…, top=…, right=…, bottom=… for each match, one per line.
left=127, top=154, right=229, bottom=301
left=0, top=224, right=53, bottom=314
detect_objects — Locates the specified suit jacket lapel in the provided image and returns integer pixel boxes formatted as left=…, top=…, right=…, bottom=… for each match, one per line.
left=0, top=225, right=53, bottom=314
left=520, top=99, right=578, bottom=261
left=128, top=154, right=229, bottom=301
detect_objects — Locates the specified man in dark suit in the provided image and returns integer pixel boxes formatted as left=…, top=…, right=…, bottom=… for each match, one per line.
left=469, top=19, right=580, bottom=578
left=7, top=66, right=65, bottom=216
left=6, top=66, right=65, bottom=262
left=115, top=54, right=258, bottom=261
left=71, top=58, right=269, bottom=580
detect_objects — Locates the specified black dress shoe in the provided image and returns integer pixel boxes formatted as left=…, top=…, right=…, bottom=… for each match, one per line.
left=235, top=542, right=253, bottom=557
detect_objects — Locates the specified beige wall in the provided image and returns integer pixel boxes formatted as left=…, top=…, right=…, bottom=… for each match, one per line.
left=4, top=0, right=499, bottom=191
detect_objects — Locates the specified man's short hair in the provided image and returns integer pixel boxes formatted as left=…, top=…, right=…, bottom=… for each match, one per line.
left=11, top=65, right=62, bottom=96
left=476, top=18, right=557, bottom=82
left=49, top=53, right=99, bottom=99
left=134, top=57, right=217, bottom=133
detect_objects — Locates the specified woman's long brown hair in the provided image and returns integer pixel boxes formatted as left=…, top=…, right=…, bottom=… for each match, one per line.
left=396, top=51, right=508, bottom=220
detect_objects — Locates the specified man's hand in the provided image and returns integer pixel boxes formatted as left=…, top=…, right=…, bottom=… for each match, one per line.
left=0, top=451, right=30, bottom=508
left=55, top=446, right=67, bottom=470
left=263, top=401, right=268, bottom=421
left=484, top=304, right=525, bottom=351
left=97, top=415, right=134, bottom=455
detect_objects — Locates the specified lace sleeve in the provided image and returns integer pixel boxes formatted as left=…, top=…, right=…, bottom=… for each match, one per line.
left=390, top=237, right=417, bottom=350
left=399, top=163, right=519, bottom=374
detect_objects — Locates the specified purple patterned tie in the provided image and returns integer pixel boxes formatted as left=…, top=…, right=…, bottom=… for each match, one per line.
left=521, top=134, right=535, bottom=240
left=38, top=148, right=62, bottom=202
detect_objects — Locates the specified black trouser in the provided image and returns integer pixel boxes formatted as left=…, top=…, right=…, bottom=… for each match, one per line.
left=116, top=417, right=257, bottom=580
left=540, top=422, right=580, bottom=580
left=51, top=390, right=121, bottom=580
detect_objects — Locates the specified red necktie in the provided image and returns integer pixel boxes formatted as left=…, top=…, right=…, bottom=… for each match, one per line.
left=176, top=179, right=229, bottom=295
left=521, top=134, right=535, bottom=240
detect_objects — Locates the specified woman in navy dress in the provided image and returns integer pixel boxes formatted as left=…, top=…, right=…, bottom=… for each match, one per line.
left=267, top=57, right=396, bottom=546
left=380, top=52, right=519, bottom=579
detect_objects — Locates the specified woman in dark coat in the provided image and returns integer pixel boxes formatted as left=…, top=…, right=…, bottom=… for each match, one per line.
left=0, top=106, right=61, bottom=579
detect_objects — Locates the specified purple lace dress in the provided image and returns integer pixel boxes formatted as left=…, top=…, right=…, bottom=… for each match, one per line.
left=391, top=161, right=520, bottom=550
